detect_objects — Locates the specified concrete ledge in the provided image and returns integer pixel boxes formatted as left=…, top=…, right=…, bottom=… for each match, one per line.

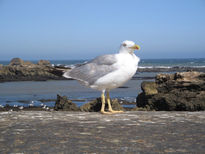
left=0, top=111, right=205, bottom=153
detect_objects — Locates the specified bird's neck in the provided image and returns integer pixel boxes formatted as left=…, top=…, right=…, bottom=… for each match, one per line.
left=119, top=47, right=134, bottom=54
left=119, top=49, right=134, bottom=55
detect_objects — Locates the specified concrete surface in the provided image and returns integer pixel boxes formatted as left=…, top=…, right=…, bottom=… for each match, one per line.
left=0, top=111, right=205, bottom=153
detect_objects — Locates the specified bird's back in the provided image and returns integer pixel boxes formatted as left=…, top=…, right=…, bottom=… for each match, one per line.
left=63, top=54, right=118, bottom=86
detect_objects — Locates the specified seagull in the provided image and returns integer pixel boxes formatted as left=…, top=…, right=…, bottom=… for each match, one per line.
left=63, top=40, right=140, bottom=114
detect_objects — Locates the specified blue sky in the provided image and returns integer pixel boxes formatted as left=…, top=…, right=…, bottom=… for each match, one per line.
left=0, top=0, right=205, bottom=60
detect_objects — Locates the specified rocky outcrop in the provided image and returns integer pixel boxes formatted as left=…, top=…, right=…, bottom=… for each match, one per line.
left=80, top=98, right=124, bottom=112
left=137, top=72, right=205, bottom=111
left=37, top=60, right=51, bottom=66
left=54, top=95, right=79, bottom=111
left=0, top=58, right=67, bottom=82
left=54, top=95, right=125, bottom=112
left=9, top=58, right=25, bottom=66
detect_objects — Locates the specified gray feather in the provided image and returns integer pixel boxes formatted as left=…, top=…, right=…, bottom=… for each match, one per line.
left=63, top=54, right=118, bottom=85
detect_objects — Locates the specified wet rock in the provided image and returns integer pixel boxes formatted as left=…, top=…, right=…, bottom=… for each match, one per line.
left=137, top=72, right=205, bottom=111
left=80, top=98, right=124, bottom=112
left=54, top=95, right=79, bottom=111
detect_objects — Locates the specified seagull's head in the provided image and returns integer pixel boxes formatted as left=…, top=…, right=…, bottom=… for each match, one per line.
left=119, top=40, right=140, bottom=54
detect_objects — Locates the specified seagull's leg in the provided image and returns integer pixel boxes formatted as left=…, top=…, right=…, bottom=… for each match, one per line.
left=107, top=91, right=124, bottom=113
left=100, top=90, right=112, bottom=114
left=106, top=90, right=114, bottom=112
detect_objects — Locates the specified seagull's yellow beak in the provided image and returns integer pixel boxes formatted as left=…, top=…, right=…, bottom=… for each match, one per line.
left=130, top=44, right=140, bottom=50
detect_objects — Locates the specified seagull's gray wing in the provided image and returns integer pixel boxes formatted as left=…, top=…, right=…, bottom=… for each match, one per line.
left=90, top=54, right=117, bottom=65
left=63, top=54, right=118, bottom=85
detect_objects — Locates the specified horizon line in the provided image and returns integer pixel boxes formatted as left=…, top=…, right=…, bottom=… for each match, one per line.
left=1, top=57, right=205, bottom=61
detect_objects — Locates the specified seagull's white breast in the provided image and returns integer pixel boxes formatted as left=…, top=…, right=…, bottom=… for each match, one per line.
left=91, top=53, right=140, bottom=91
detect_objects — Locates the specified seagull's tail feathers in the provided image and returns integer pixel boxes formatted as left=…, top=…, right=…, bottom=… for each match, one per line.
left=63, top=70, right=72, bottom=79
left=63, top=66, right=90, bottom=86
left=50, top=67, right=72, bottom=78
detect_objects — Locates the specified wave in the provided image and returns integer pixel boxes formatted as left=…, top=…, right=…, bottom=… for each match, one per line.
left=53, top=63, right=205, bottom=72
left=137, top=65, right=205, bottom=72
left=138, top=66, right=171, bottom=69
left=190, top=66, right=205, bottom=68
left=138, top=65, right=205, bottom=69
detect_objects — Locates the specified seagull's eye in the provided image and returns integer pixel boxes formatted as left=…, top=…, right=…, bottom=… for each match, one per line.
left=122, top=43, right=127, bottom=47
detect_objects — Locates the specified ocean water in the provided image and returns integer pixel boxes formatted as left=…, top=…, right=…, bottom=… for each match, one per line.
left=0, top=78, right=145, bottom=107
left=139, top=58, right=205, bottom=67
left=0, top=58, right=205, bottom=108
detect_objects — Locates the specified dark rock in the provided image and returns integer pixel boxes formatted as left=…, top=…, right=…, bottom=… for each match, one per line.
left=9, top=58, right=34, bottom=67
left=141, top=81, right=158, bottom=95
left=0, top=58, right=66, bottom=82
left=137, top=72, right=205, bottom=111
left=80, top=98, right=101, bottom=112
left=37, top=60, right=51, bottom=66
left=118, top=86, right=129, bottom=88
left=9, top=58, right=25, bottom=66
left=80, top=98, right=124, bottom=112
left=49, top=67, right=70, bottom=77
left=54, top=95, right=79, bottom=111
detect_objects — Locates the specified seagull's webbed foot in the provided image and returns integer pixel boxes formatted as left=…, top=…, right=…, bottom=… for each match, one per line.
left=100, top=110, right=124, bottom=114
left=108, top=110, right=124, bottom=113
left=100, top=111, right=113, bottom=114
left=100, top=90, right=124, bottom=114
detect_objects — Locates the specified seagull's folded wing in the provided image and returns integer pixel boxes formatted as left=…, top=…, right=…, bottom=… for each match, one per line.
left=63, top=54, right=118, bottom=86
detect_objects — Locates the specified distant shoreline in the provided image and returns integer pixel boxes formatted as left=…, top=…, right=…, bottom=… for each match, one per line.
left=1, top=58, right=205, bottom=83
left=1, top=58, right=205, bottom=66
